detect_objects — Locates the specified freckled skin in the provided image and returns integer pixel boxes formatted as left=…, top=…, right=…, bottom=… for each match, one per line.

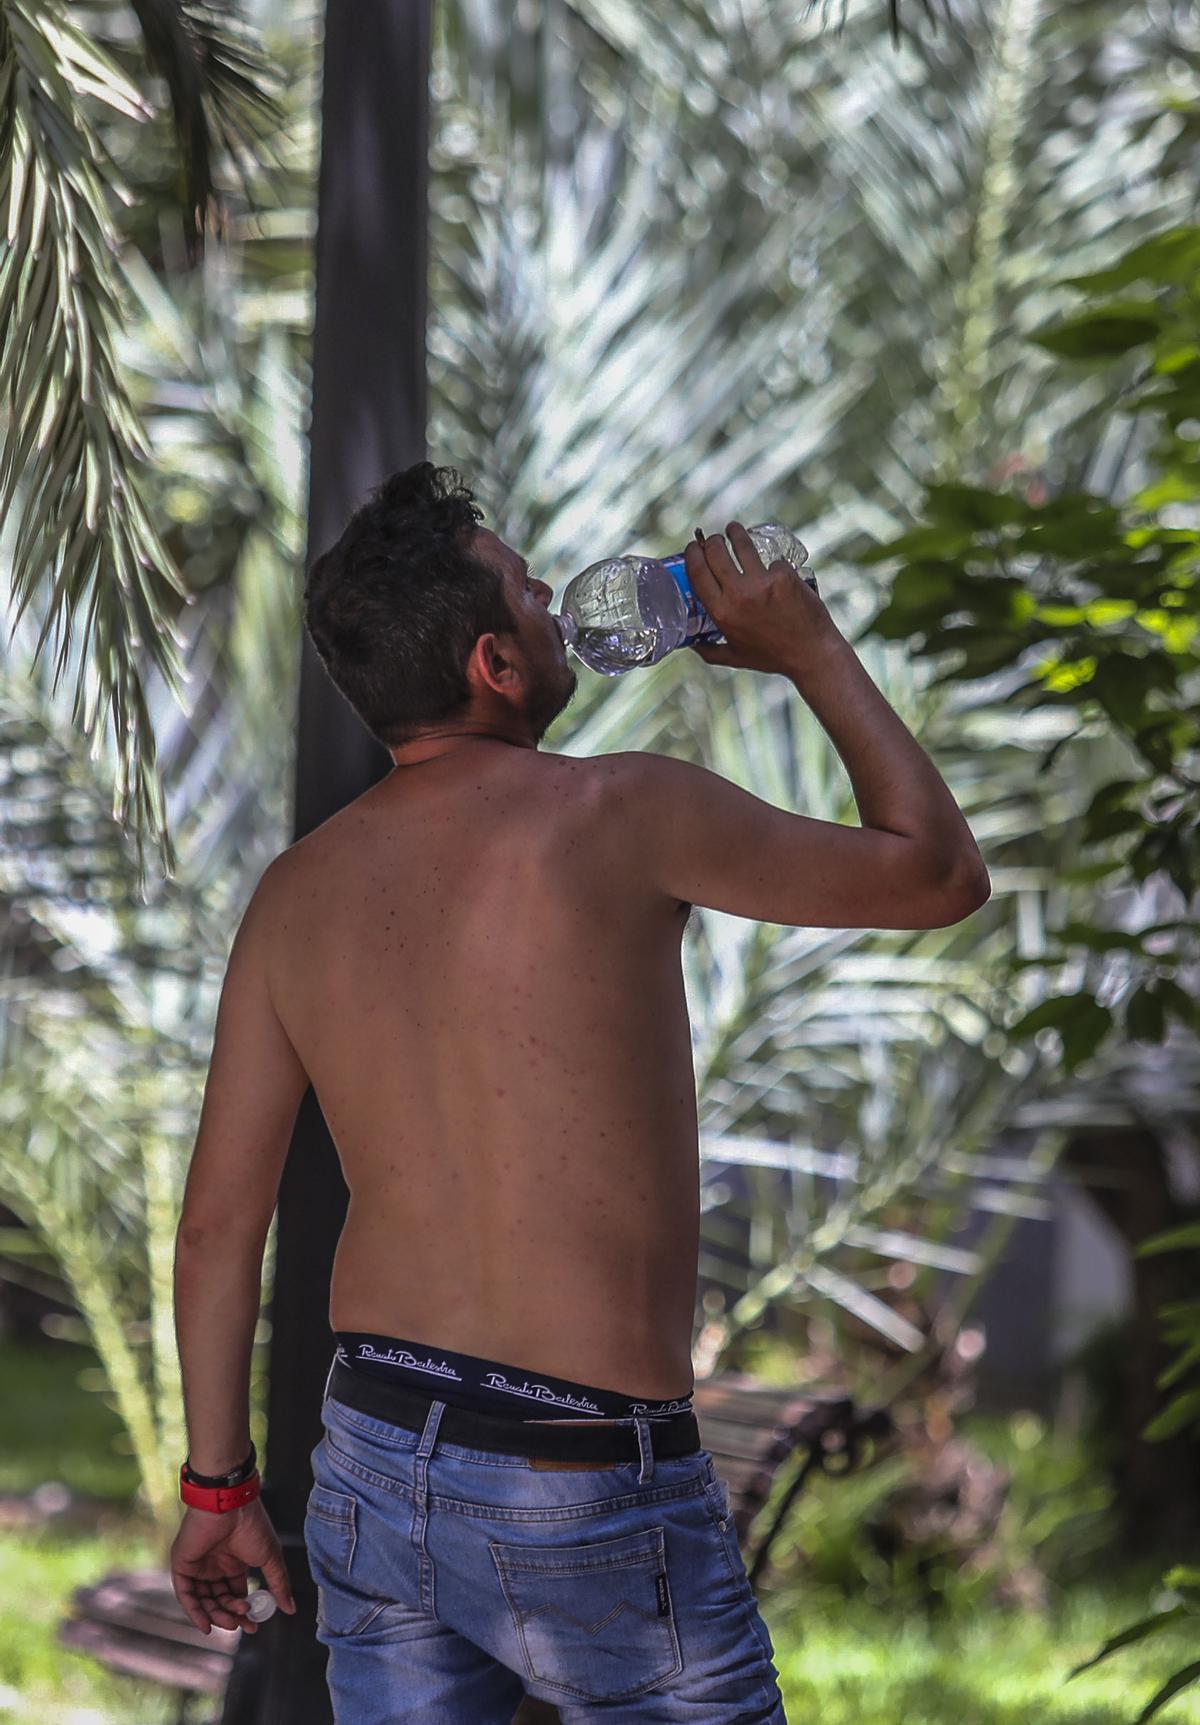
left=266, top=747, right=701, bottom=1400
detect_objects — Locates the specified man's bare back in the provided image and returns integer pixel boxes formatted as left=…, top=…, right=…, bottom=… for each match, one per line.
left=266, top=739, right=700, bottom=1403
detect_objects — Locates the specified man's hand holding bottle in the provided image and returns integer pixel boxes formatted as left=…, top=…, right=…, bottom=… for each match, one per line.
left=684, top=522, right=845, bottom=678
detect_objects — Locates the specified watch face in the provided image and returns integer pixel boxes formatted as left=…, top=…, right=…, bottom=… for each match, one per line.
left=184, top=1447, right=256, bottom=1486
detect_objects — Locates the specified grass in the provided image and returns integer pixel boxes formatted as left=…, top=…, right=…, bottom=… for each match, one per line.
left=0, top=1336, right=176, bottom=1721
left=1, top=1335, right=1198, bottom=1723
left=761, top=1571, right=1200, bottom=1724
left=2, top=1524, right=1196, bottom=1725
left=0, top=1524, right=179, bottom=1725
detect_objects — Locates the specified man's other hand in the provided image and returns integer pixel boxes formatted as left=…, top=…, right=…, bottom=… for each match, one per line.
left=170, top=1499, right=297, bottom=1635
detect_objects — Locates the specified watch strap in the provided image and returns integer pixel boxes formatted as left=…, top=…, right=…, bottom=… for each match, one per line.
left=180, top=1463, right=262, bottom=1513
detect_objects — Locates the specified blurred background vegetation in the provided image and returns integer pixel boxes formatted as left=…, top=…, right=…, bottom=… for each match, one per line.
left=0, top=0, right=1198, bottom=1719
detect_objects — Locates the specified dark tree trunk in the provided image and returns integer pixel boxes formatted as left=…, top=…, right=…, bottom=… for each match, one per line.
left=221, top=3, right=430, bottom=1718
left=1062, top=1123, right=1200, bottom=1554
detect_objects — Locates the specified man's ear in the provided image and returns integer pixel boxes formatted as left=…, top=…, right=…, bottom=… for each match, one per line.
left=469, top=631, right=521, bottom=698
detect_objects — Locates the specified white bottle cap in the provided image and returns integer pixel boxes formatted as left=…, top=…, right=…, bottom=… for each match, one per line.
left=246, top=1590, right=278, bottom=1622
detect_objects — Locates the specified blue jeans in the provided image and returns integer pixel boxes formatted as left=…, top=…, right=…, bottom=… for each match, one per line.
left=304, top=1382, right=789, bottom=1720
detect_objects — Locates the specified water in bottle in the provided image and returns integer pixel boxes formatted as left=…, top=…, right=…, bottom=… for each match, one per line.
left=552, top=522, right=816, bottom=675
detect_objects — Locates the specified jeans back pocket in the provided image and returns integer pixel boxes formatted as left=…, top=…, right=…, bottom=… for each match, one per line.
left=490, top=1524, right=682, bottom=1702
left=304, top=1482, right=391, bottom=1638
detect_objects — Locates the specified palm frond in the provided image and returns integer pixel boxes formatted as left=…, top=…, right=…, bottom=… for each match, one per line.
left=0, top=0, right=307, bottom=1518
left=123, top=0, right=286, bottom=257
left=0, top=634, right=292, bottom=1530
left=0, top=0, right=191, bottom=880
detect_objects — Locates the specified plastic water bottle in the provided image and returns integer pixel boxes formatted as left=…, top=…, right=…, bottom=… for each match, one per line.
left=553, top=522, right=817, bottom=676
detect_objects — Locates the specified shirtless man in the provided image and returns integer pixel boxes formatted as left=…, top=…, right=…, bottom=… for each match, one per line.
left=170, top=462, right=989, bottom=1719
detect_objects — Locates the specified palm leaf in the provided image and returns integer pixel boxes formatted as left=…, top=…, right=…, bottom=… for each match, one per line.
left=0, top=8, right=314, bottom=1503
left=121, top=0, right=286, bottom=257
left=0, top=0, right=191, bottom=879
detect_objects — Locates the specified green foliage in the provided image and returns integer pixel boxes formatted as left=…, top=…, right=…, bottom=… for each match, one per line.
left=1135, top=1223, right=1200, bottom=1443
left=0, top=630, right=294, bottom=1544
left=857, top=221, right=1200, bottom=1067
left=766, top=1410, right=1118, bottom=1616
left=0, top=0, right=312, bottom=1542
left=0, top=0, right=286, bottom=881
left=856, top=206, right=1200, bottom=1725
left=1065, top=1567, right=1200, bottom=1725
left=768, top=1572, right=1200, bottom=1725
left=1055, top=1219, right=1200, bottom=1720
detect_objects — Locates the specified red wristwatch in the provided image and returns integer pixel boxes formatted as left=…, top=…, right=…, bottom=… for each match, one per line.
left=180, top=1448, right=262, bottom=1513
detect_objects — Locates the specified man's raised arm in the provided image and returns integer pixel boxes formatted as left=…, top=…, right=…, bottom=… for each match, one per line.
left=609, top=522, right=989, bottom=932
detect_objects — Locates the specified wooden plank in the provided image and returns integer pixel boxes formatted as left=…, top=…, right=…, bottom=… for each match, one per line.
left=693, top=1379, right=824, bottom=1419
left=58, top=1619, right=232, bottom=1692
left=696, top=1412, right=807, bottom=1459
left=69, top=1571, right=239, bottom=1653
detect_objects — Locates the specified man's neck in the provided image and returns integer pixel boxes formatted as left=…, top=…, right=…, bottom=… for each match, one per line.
left=387, top=729, right=537, bottom=769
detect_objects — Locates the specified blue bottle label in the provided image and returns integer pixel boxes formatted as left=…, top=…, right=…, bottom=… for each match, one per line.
left=661, top=553, right=725, bottom=645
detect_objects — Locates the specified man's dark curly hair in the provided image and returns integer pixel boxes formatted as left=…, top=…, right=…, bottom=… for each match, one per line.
left=303, top=461, right=517, bottom=747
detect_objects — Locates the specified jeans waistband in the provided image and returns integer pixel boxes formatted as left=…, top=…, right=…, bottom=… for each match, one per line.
left=323, top=1356, right=702, bottom=1466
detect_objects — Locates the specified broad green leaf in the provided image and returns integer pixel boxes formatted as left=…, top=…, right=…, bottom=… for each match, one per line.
left=1082, top=778, right=1142, bottom=816
left=1058, top=226, right=1200, bottom=295
left=1126, top=984, right=1166, bottom=1045
left=1030, top=301, right=1163, bottom=360
left=1136, top=470, right=1200, bottom=510
left=921, top=482, right=1027, bottom=530
left=1136, top=1224, right=1200, bottom=1258
left=1059, top=999, right=1114, bottom=1072
left=1008, top=992, right=1094, bottom=1039
left=1143, top=1389, right=1200, bottom=1442
left=1156, top=1341, right=1200, bottom=1393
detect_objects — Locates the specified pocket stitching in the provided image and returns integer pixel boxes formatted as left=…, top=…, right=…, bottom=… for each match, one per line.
left=490, top=1526, right=682, bottom=1702
left=306, top=1491, right=393, bottom=1640
left=490, top=1523, right=667, bottom=1572
left=306, top=1485, right=358, bottom=1562
left=323, top=1431, right=412, bottom=1502
left=304, top=1486, right=362, bottom=1619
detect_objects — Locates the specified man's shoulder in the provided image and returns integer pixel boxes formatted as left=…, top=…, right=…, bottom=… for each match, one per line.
left=538, top=748, right=679, bottom=815
left=550, top=747, right=673, bottom=783
left=263, top=781, right=377, bottom=879
left=241, top=819, right=342, bottom=934
left=571, top=748, right=702, bottom=805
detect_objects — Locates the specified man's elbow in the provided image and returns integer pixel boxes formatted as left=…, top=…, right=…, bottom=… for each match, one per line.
left=176, top=1208, right=273, bottom=1257
left=933, top=857, right=991, bottom=925
left=177, top=1218, right=210, bottom=1253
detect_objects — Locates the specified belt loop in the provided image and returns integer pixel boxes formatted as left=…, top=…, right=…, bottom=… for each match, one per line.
left=634, top=1415, right=654, bottom=1484
left=412, top=1398, right=447, bottom=1522
left=417, top=1396, right=447, bottom=1462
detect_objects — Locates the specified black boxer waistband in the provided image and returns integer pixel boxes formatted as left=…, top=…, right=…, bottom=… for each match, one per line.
left=323, top=1356, right=703, bottom=1466
left=333, top=1331, right=695, bottom=1422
